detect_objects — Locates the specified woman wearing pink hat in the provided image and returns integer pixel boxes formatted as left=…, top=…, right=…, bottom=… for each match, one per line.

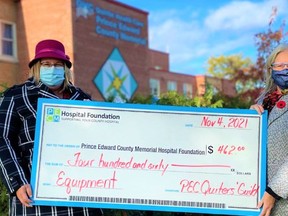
left=0, top=39, right=103, bottom=215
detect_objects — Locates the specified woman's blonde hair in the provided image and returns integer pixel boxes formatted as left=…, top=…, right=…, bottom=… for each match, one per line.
left=257, top=43, right=288, bottom=102
left=29, top=61, right=74, bottom=92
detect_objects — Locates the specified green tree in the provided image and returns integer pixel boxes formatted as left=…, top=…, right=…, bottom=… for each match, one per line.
left=207, top=54, right=255, bottom=97
left=132, top=88, right=223, bottom=109
left=0, top=83, right=8, bottom=97
left=207, top=54, right=252, bottom=80
left=0, top=186, right=8, bottom=215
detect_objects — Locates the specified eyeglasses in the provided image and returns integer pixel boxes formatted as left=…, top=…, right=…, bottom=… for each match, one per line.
left=40, top=61, right=64, bottom=69
left=271, top=62, right=288, bottom=71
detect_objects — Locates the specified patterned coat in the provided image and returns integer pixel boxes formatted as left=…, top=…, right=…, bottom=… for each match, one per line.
left=0, top=78, right=103, bottom=216
left=266, top=94, right=288, bottom=215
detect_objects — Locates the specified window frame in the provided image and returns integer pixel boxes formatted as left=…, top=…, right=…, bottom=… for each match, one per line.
left=167, top=81, right=177, bottom=92
left=0, top=20, right=17, bottom=62
left=149, top=78, right=160, bottom=97
left=183, top=83, right=193, bottom=98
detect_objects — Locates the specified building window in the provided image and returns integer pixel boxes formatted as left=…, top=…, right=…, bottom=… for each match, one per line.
left=167, top=81, right=177, bottom=91
left=0, top=21, right=17, bottom=60
left=183, top=83, right=193, bottom=98
left=149, top=78, right=160, bottom=96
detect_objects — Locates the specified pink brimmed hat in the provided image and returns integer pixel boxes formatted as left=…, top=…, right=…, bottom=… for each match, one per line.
left=29, top=39, right=72, bottom=68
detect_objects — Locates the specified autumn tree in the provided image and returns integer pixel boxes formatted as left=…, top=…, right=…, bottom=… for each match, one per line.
left=234, top=7, right=287, bottom=103
left=208, top=7, right=287, bottom=108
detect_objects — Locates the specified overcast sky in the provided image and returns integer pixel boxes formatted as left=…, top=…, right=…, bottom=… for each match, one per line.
left=116, top=0, right=288, bottom=75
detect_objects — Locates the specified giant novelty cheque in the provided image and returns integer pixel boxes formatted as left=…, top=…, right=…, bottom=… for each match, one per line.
left=31, top=98, right=267, bottom=216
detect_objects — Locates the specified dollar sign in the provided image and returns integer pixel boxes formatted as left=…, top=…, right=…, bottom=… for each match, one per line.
left=208, top=145, right=213, bottom=154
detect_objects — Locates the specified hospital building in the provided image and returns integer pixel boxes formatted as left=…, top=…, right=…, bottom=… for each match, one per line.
left=0, top=0, right=235, bottom=101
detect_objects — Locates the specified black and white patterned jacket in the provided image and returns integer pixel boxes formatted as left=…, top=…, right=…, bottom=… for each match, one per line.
left=0, top=78, right=103, bottom=215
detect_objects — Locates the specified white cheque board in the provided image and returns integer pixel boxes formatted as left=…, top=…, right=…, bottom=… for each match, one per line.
left=31, top=98, right=267, bottom=215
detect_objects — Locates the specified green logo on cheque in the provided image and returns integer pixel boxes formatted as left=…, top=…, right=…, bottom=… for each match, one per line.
left=46, top=108, right=61, bottom=122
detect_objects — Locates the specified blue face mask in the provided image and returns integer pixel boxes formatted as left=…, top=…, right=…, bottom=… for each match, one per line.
left=40, top=66, right=65, bottom=87
left=272, top=69, right=288, bottom=90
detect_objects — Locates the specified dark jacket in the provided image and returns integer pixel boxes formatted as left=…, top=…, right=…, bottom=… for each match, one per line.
left=0, top=78, right=103, bottom=215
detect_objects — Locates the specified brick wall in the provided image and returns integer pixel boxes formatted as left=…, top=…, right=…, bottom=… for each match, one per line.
left=148, top=49, right=169, bottom=71
left=0, top=0, right=19, bottom=89
left=17, top=0, right=74, bottom=83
